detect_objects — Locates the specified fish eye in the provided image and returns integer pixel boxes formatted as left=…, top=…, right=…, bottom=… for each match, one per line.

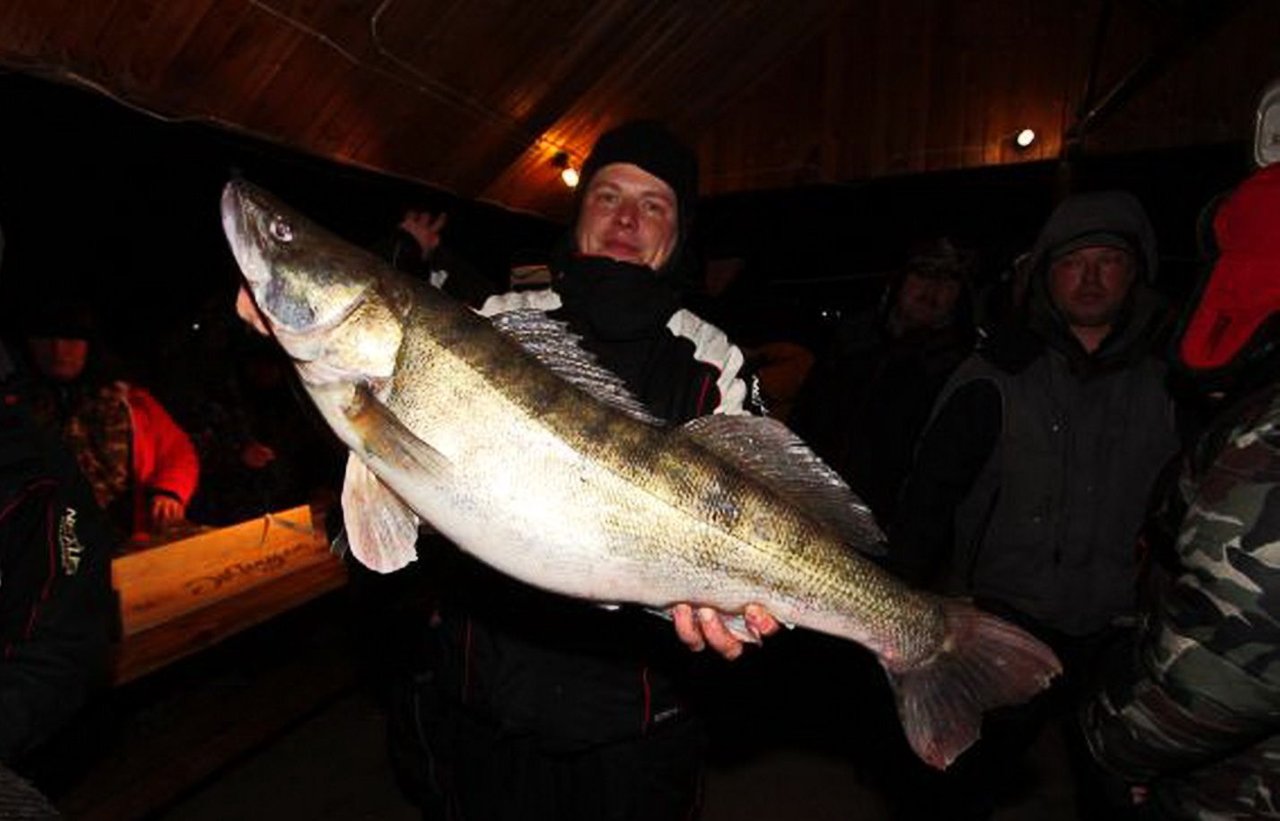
left=269, top=217, right=294, bottom=243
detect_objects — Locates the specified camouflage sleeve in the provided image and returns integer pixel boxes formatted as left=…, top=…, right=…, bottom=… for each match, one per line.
left=1082, top=395, right=1280, bottom=782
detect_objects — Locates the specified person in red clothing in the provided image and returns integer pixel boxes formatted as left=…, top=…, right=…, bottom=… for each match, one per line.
left=20, top=305, right=199, bottom=543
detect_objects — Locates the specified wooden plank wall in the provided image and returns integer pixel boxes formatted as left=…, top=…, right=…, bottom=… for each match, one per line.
left=699, top=0, right=1280, bottom=195
left=1, top=1, right=1277, bottom=216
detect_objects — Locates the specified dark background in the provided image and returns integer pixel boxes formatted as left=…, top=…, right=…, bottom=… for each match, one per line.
left=0, top=69, right=1258, bottom=368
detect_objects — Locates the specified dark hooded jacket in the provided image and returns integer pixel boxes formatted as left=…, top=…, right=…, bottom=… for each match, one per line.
left=790, top=241, right=978, bottom=528
left=1081, top=165, right=1280, bottom=820
left=890, top=192, right=1181, bottom=638
left=0, top=362, right=113, bottom=764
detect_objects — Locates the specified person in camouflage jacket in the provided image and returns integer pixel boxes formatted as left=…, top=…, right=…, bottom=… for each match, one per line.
left=1081, top=162, right=1280, bottom=818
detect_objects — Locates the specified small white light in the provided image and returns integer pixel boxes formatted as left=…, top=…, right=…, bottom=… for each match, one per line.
left=1015, top=128, right=1036, bottom=148
left=561, top=167, right=580, bottom=188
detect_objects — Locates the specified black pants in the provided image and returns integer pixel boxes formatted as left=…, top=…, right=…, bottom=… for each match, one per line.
left=390, top=671, right=706, bottom=821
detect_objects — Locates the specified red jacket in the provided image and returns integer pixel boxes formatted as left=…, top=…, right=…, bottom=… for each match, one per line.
left=125, top=385, right=199, bottom=536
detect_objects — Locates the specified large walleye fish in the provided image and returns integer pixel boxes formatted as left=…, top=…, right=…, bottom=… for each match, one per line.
left=222, top=179, right=1059, bottom=769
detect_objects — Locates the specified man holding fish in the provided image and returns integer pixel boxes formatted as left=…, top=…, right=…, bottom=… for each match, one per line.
left=229, top=120, right=1059, bottom=819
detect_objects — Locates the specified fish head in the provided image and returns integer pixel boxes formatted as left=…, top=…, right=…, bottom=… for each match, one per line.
left=221, top=180, right=404, bottom=385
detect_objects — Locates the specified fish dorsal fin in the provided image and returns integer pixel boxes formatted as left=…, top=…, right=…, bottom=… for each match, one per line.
left=490, top=309, right=663, bottom=425
left=680, top=415, right=887, bottom=556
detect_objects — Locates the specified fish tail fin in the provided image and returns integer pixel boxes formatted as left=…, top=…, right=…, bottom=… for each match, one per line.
left=887, top=600, right=1061, bottom=770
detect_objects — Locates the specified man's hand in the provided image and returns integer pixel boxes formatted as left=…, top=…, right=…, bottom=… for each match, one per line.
left=671, top=603, right=780, bottom=660
left=236, top=286, right=270, bottom=336
left=241, top=441, right=277, bottom=469
left=400, top=210, right=448, bottom=260
left=150, top=495, right=185, bottom=529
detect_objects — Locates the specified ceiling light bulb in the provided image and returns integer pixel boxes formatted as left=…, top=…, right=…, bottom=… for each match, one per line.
left=1015, top=128, right=1036, bottom=148
left=561, top=167, right=580, bottom=188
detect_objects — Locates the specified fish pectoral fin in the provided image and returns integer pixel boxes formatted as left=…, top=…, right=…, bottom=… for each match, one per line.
left=346, top=385, right=451, bottom=480
left=341, top=454, right=420, bottom=573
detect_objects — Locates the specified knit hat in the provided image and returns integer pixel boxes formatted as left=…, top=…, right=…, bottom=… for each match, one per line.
left=577, top=120, right=699, bottom=240
left=904, top=237, right=978, bottom=281
left=19, top=294, right=97, bottom=340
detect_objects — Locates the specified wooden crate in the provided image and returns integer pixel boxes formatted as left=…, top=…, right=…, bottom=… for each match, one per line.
left=110, top=505, right=347, bottom=684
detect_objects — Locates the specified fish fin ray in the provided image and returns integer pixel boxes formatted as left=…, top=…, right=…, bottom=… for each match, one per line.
left=340, top=453, right=420, bottom=573
left=681, top=415, right=886, bottom=556
left=887, top=601, right=1062, bottom=770
left=490, top=310, right=663, bottom=424
left=347, top=385, right=452, bottom=480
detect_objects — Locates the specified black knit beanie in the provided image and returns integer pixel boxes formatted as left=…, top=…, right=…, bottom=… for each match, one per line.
left=576, top=120, right=699, bottom=241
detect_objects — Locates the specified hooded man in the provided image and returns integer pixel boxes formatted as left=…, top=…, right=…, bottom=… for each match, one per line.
left=1082, top=162, right=1280, bottom=820
left=401, top=120, right=775, bottom=821
left=0, top=222, right=112, bottom=773
left=884, top=191, right=1181, bottom=819
left=791, top=236, right=978, bottom=528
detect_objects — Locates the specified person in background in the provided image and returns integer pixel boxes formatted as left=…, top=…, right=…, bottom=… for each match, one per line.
left=166, top=293, right=344, bottom=527
left=887, top=191, right=1181, bottom=818
left=1081, top=162, right=1280, bottom=820
left=19, top=302, right=199, bottom=544
left=0, top=224, right=112, bottom=775
left=374, top=204, right=497, bottom=309
left=396, top=120, right=778, bottom=821
left=790, top=236, right=977, bottom=527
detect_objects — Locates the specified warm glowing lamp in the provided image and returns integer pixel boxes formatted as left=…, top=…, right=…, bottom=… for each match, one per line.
left=1014, top=128, right=1036, bottom=149
left=552, top=151, right=579, bottom=188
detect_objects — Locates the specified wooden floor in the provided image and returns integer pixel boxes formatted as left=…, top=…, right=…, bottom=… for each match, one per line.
left=149, top=687, right=1077, bottom=821
left=42, top=590, right=1081, bottom=821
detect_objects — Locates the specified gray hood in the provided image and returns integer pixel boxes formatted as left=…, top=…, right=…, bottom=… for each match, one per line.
left=1027, top=190, right=1158, bottom=283
left=985, top=190, right=1171, bottom=376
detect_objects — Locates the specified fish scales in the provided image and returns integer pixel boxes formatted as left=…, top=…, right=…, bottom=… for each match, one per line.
left=223, top=179, right=1062, bottom=770
left=429, top=309, right=909, bottom=643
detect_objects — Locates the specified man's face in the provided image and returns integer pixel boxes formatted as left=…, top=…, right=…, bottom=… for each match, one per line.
left=1048, top=245, right=1136, bottom=328
left=574, top=162, right=678, bottom=271
left=27, top=337, right=89, bottom=382
left=894, top=272, right=961, bottom=332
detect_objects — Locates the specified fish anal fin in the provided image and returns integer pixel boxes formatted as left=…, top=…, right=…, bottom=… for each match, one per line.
left=341, top=453, right=420, bottom=573
left=887, top=601, right=1062, bottom=770
left=642, top=607, right=763, bottom=644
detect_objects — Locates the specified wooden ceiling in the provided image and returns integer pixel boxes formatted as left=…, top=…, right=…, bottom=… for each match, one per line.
left=1, top=0, right=1277, bottom=221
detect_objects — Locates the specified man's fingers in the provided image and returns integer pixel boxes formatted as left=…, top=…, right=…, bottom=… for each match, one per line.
left=671, top=604, right=704, bottom=652
left=697, top=607, right=743, bottom=660
left=235, top=286, right=271, bottom=336
left=744, top=604, right=781, bottom=637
